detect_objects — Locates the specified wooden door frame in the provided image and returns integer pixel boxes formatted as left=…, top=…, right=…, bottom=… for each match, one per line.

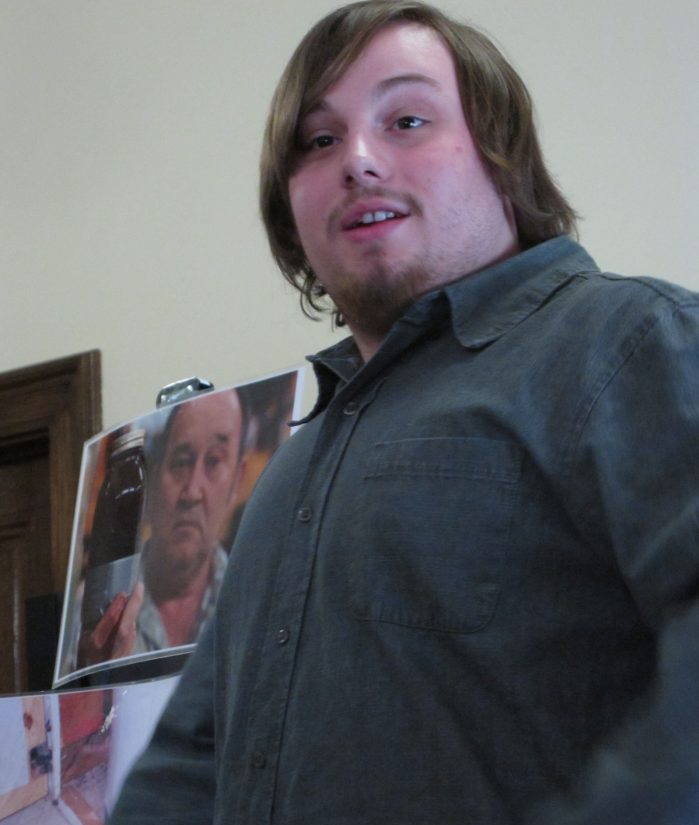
left=0, top=351, right=102, bottom=590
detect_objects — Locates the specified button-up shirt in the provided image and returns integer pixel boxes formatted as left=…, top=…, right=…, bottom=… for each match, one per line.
left=111, top=236, right=699, bottom=825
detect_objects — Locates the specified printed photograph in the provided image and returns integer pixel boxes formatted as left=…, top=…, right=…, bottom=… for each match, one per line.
left=54, top=370, right=303, bottom=686
left=0, top=677, right=177, bottom=825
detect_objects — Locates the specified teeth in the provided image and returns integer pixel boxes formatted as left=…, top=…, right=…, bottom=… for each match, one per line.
left=356, top=210, right=397, bottom=226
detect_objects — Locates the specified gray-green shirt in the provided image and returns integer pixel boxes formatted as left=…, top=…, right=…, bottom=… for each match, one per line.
left=112, top=237, right=699, bottom=825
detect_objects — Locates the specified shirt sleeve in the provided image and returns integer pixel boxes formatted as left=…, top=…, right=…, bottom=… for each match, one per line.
left=108, top=616, right=217, bottom=825
left=543, top=300, right=699, bottom=824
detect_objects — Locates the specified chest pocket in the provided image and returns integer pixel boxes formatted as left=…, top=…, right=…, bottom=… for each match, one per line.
left=348, top=437, right=522, bottom=633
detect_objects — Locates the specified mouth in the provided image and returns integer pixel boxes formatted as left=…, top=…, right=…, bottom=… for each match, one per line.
left=173, top=519, right=203, bottom=534
left=338, top=196, right=411, bottom=233
left=346, top=209, right=406, bottom=230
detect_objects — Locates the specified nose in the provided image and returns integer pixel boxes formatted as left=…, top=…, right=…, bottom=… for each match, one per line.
left=341, top=131, right=388, bottom=188
left=179, top=460, right=205, bottom=507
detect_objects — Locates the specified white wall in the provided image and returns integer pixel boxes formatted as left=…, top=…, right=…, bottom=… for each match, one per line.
left=2, top=0, right=697, bottom=428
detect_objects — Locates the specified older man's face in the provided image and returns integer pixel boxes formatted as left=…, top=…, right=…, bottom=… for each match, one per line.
left=150, top=392, right=243, bottom=577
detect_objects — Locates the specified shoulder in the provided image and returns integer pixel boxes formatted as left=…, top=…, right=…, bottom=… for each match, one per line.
left=546, top=268, right=699, bottom=360
left=568, top=269, right=699, bottom=314
left=517, top=265, right=699, bottom=439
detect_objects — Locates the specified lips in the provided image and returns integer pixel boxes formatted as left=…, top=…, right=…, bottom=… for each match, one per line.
left=348, top=209, right=405, bottom=229
left=340, top=200, right=409, bottom=232
left=173, top=518, right=203, bottom=534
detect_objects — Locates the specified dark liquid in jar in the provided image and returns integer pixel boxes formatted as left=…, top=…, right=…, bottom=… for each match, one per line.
left=81, top=430, right=146, bottom=634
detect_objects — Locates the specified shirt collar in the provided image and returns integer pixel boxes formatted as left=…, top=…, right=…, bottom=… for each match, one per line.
left=300, top=236, right=597, bottom=422
left=445, top=235, right=598, bottom=349
left=299, top=337, right=362, bottom=423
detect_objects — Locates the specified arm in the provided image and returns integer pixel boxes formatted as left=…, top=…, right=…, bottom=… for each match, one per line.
left=108, top=614, right=217, bottom=824
left=539, top=607, right=699, bottom=825
left=541, top=299, right=699, bottom=823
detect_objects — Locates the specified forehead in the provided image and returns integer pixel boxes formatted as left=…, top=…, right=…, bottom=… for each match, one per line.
left=316, top=22, right=458, bottom=108
left=167, top=395, right=241, bottom=448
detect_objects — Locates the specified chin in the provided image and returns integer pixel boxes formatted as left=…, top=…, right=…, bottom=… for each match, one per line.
left=165, top=538, right=205, bottom=565
left=333, top=262, right=427, bottom=334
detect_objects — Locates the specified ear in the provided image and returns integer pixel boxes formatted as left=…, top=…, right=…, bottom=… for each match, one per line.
left=230, top=455, right=247, bottom=503
left=217, top=457, right=248, bottom=546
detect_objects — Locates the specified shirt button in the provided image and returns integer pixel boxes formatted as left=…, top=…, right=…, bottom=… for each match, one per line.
left=343, top=400, right=359, bottom=415
left=277, top=627, right=290, bottom=645
left=251, top=751, right=266, bottom=769
left=297, top=506, right=312, bottom=522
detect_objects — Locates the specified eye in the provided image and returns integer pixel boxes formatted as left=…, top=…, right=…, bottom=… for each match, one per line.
left=393, top=115, right=428, bottom=130
left=307, top=134, right=338, bottom=151
left=205, top=447, right=230, bottom=477
left=168, top=454, right=193, bottom=480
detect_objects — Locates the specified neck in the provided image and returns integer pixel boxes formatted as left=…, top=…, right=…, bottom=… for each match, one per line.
left=144, top=546, right=213, bottom=603
left=157, top=586, right=208, bottom=646
left=351, top=329, right=384, bottom=363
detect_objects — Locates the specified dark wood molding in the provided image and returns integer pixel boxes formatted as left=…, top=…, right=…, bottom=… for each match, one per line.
left=0, top=351, right=102, bottom=589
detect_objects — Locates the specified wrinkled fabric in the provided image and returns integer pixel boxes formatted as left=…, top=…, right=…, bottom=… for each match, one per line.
left=110, top=236, right=699, bottom=825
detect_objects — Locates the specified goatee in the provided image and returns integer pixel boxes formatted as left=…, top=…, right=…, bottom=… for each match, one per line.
left=330, top=260, right=430, bottom=340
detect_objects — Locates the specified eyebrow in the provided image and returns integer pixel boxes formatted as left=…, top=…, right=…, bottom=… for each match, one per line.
left=170, top=434, right=230, bottom=455
left=373, top=73, right=441, bottom=98
left=303, top=73, right=441, bottom=120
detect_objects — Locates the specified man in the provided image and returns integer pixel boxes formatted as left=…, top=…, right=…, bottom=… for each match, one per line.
left=110, top=2, right=699, bottom=823
left=82, top=389, right=245, bottom=663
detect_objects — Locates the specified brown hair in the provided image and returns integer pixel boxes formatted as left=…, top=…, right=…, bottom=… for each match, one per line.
left=260, top=0, right=578, bottom=322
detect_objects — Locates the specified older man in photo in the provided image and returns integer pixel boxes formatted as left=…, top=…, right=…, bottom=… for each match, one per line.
left=82, top=389, right=245, bottom=663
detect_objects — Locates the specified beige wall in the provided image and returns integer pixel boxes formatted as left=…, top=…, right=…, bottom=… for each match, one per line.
left=2, top=0, right=697, bottom=427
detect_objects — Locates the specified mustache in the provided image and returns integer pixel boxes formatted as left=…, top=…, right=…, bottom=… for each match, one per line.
left=328, top=186, right=422, bottom=232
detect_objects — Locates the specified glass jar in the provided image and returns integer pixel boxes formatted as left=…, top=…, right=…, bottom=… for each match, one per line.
left=81, top=429, right=146, bottom=635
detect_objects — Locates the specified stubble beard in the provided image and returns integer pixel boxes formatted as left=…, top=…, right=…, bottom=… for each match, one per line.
left=326, top=230, right=471, bottom=345
left=327, top=252, right=435, bottom=341
left=319, top=187, right=434, bottom=338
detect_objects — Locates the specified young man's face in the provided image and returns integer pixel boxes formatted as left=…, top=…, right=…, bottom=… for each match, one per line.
left=289, top=22, right=519, bottom=355
left=149, top=392, right=243, bottom=580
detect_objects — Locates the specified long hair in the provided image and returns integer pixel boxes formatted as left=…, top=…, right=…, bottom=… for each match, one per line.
left=260, top=0, right=577, bottom=323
